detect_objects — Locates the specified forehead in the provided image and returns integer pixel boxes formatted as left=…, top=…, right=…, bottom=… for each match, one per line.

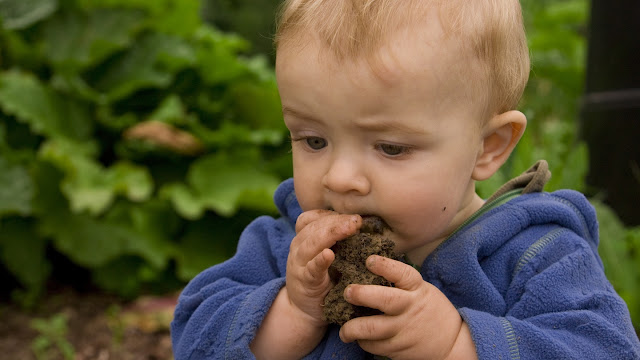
left=276, top=17, right=480, bottom=110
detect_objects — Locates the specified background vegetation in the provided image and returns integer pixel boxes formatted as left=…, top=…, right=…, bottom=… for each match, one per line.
left=0, top=0, right=637, bottom=333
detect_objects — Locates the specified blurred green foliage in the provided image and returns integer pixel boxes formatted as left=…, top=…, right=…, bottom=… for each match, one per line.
left=202, top=0, right=281, bottom=61
left=0, top=0, right=637, bottom=333
left=0, top=0, right=291, bottom=303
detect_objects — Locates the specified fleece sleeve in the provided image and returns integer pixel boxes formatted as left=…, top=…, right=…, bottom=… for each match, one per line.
left=459, top=228, right=640, bottom=360
left=170, top=215, right=294, bottom=360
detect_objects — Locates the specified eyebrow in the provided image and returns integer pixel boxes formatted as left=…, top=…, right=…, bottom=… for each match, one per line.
left=352, top=117, right=428, bottom=135
left=282, top=106, right=322, bottom=124
left=282, top=106, right=428, bottom=135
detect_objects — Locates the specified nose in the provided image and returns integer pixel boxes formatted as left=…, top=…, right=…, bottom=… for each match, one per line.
left=321, top=154, right=371, bottom=195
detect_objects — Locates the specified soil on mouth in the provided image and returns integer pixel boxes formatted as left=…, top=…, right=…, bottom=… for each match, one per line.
left=323, top=216, right=399, bottom=326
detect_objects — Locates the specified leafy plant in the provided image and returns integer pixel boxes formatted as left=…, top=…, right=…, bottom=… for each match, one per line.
left=30, top=313, right=75, bottom=360
left=0, top=0, right=291, bottom=300
left=594, top=201, right=640, bottom=325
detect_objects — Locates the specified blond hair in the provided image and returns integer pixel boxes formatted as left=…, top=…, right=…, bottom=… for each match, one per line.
left=275, top=0, right=530, bottom=116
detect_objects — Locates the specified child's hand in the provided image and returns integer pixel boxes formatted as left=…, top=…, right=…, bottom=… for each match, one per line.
left=285, top=210, right=362, bottom=327
left=339, top=255, right=472, bottom=360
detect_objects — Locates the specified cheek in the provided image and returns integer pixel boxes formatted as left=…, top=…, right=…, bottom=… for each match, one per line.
left=292, top=153, right=324, bottom=211
left=379, top=174, right=470, bottom=235
left=390, top=188, right=454, bottom=223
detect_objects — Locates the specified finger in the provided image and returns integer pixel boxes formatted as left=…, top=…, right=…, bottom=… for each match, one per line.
left=355, top=338, right=398, bottom=359
left=303, top=248, right=335, bottom=284
left=295, top=209, right=336, bottom=233
left=344, top=284, right=408, bottom=315
left=366, top=255, right=423, bottom=291
left=295, top=214, right=361, bottom=263
left=339, top=315, right=396, bottom=343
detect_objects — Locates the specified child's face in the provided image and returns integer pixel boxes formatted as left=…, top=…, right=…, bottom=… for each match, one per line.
left=276, top=24, right=489, bottom=263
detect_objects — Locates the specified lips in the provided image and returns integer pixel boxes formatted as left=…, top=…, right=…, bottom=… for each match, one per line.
left=326, top=207, right=393, bottom=232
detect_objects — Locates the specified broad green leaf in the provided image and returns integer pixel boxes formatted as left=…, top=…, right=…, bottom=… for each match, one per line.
left=41, top=206, right=171, bottom=269
left=91, top=256, right=151, bottom=298
left=0, top=156, right=33, bottom=216
left=160, top=183, right=203, bottom=220
left=0, top=0, right=57, bottom=30
left=186, top=151, right=279, bottom=216
left=162, top=151, right=279, bottom=218
left=78, top=0, right=201, bottom=37
left=39, top=139, right=153, bottom=215
left=95, top=106, right=139, bottom=131
left=0, top=28, right=44, bottom=70
left=88, top=32, right=196, bottom=102
left=104, top=199, right=180, bottom=250
left=191, top=120, right=284, bottom=148
left=147, top=0, right=200, bottom=37
left=194, top=26, right=252, bottom=85
left=227, top=80, right=283, bottom=130
left=40, top=7, right=146, bottom=71
left=29, top=160, right=66, bottom=216
left=149, top=95, right=187, bottom=124
left=0, top=217, right=50, bottom=290
left=0, top=71, right=93, bottom=140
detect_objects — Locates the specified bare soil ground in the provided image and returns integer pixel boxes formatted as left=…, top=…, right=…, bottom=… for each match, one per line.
left=0, top=287, right=177, bottom=360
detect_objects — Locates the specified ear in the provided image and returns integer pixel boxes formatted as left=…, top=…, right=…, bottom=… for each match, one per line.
left=472, top=110, right=527, bottom=181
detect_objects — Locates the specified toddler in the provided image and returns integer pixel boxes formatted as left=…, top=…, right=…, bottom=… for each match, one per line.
left=172, top=0, right=640, bottom=358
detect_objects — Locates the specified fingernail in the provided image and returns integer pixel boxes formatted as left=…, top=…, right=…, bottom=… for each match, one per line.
left=344, top=285, right=352, bottom=300
left=367, top=255, right=376, bottom=267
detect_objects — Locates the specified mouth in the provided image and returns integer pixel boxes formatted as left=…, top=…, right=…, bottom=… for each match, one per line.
left=326, top=208, right=391, bottom=232
left=359, top=215, right=392, bottom=234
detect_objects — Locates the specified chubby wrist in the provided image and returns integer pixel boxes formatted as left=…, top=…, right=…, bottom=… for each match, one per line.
left=251, top=287, right=328, bottom=360
left=445, top=321, right=478, bottom=360
left=280, top=286, right=329, bottom=330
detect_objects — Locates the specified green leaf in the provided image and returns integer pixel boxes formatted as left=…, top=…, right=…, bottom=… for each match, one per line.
left=162, top=151, right=279, bottom=218
left=91, top=256, right=149, bottom=298
left=194, top=26, right=252, bottom=85
left=39, top=139, right=153, bottom=215
left=191, top=120, right=285, bottom=148
left=77, top=0, right=201, bottom=37
left=0, top=0, right=58, bottom=30
left=148, top=95, right=187, bottom=124
left=146, top=0, right=201, bottom=37
left=0, top=156, right=33, bottom=216
left=41, top=204, right=172, bottom=269
left=226, top=79, right=283, bottom=130
left=0, top=217, right=50, bottom=290
left=40, top=7, right=146, bottom=71
left=160, top=183, right=203, bottom=219
left=0, top=27, right=45, bottom=70
left=0, top=70, right=93, bottom=141
left=174, top=210, right=264, bottom=281
left=88, top=32, right=196, bottom=102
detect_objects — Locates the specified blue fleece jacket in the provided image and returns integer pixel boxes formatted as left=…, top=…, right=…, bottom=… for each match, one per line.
left=171, top=178, right=640, bottom=359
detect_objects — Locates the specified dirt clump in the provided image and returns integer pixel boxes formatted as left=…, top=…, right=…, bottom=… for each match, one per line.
left=323, top=216, right=398, bottom=326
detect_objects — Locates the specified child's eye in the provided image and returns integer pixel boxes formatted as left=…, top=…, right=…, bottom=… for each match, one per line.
left=377, top=143, right=410, bottom=156
left=305, top=136, right=327, bottom=150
